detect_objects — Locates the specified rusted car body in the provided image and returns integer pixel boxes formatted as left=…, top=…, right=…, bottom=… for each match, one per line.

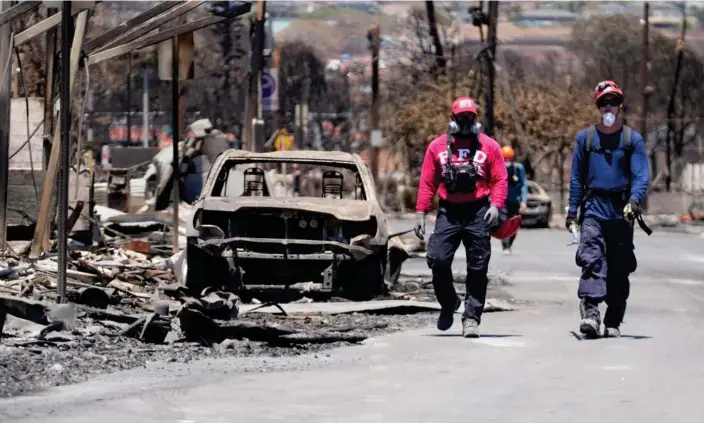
left=185, top=150, right=403, bottom=300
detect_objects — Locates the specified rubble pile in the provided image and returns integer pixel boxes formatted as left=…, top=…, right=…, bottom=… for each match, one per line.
left=0, top=242, right=391, bottom=348
left=0, top=240, right=442, bottom=398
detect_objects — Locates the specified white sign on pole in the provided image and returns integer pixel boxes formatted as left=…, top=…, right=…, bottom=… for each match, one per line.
left=370, top=129, right=383, bottom=147
left=261, top=68, right=279, bottom=112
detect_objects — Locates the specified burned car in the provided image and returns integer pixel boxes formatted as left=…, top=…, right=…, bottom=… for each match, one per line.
left=185, top=150, right=406, bottom=301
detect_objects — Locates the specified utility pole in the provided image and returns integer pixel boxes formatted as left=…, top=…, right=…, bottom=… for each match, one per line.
left=57, top=1, right=72, bottom=303
left=666, top=1, right=687, bottom=192
left=0, top=1, right=11, bottom=251
left=484, top=1, right=498, bottom=137
left=367, top=24, right=381, bottom=183
left=244, top=0, right=266, bottom=152
left=640, top=2, right=652, bottom=207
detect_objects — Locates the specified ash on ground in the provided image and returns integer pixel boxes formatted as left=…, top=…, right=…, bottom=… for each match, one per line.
left=0, top=268, right=512, bottom=399
left=0, top=311, right=437, bottom=398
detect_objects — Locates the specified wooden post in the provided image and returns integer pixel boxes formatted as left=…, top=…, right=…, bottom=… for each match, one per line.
left=42, top=8, right=57, bottom=171
left=0, top=1, right=12, bottom=251
left=29, top=10, right=89, bottom=259
left=171, top=34, right=180, bottom=253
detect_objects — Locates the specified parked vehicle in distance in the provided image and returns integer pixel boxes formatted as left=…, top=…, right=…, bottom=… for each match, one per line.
left=520, top=180, right=552, bottom=228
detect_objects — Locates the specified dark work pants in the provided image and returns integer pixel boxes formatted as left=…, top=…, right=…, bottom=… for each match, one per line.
left=426, top=200, right=492, bottom=324
left=501, top=201, right=521, bottom=250
left=576, top=217, right=637, bottom=327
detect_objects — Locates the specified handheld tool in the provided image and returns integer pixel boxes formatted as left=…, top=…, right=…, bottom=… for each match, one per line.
left=567, top=222, right=580, bottom=246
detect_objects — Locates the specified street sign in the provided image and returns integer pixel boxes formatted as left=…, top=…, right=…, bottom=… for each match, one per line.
left=274, top=129, right=293, bottom=151
left=370, top=129, right=383, bottom=147
left=261, top=68, right=279, bottom=112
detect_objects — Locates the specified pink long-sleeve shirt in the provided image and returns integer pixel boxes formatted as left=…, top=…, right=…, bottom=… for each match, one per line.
left=415, top=133, right=508, bottom=213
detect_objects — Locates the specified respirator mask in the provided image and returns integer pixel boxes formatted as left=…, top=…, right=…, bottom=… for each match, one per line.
left=453, top=115, right=482, bottom=138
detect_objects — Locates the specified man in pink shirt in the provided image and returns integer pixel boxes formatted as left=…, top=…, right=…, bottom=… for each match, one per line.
left=414, top=96, right=509, bottom=338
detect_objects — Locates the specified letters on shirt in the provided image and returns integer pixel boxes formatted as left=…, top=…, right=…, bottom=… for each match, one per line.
left=438, top=149, right=488, bottom=176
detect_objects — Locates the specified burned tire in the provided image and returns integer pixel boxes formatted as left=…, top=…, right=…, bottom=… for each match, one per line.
left=339, top=256, right=385, bottom=301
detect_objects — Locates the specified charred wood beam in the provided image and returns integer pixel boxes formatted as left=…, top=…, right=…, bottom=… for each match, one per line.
left=83, top=1, right=184, bottom=53
left=93, top=0, right=206, bottom=54
left=14, top=2, right=97, bottom=45
left=0, top=1, right=41, bottom=27
left=88, top=12, right=252, bottom=66
left=0, top=294, right=51, bottom=325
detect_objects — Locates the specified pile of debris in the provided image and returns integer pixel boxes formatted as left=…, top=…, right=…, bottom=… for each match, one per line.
left=0, top=240, right=386, bottom=349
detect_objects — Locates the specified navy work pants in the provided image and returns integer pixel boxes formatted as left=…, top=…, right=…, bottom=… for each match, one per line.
left=426, top=200, right=492, bottom=324
left=576, top=217, right=637, bottom=327
left=501, top=201, right=521, bottom=250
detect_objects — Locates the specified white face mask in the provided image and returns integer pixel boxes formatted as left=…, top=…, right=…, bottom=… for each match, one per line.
left=602, top=112, right=616, bottom=127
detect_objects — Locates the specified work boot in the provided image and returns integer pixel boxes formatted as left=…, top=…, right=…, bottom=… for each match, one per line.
left=604, top=303, right=626, bottom=332
left=437, top=296, right=462, bottom=331
left=502, top=248, right=511, bottom=255
left=462, top=318, right=479, bottom=338
left=579, top=299, right=601, bottom=339
left=603, top=327, right=621, bottom=338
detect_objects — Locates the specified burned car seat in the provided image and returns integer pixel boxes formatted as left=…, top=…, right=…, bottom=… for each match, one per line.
left=322, top=170, right=344, bottom=199
left=243, top=167, right=269, bottom=196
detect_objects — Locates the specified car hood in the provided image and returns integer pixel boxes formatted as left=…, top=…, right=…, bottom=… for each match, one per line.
left=201, top=196, right=377, bottom=221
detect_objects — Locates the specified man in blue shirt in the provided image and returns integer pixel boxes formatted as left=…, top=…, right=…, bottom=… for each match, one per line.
left=566, top=80, right=651, bottom=339
left=501, top=145, right=527, bottom=255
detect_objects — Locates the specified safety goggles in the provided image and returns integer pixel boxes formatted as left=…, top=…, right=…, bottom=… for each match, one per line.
left=597, top=97, right=622, bottom=108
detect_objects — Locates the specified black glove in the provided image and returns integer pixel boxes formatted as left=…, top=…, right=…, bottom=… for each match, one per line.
left=623, top=201, right=639, bottom=222
left=414, top=212, right=426, bottom=240
left=565, top=212, right=578, bottom=232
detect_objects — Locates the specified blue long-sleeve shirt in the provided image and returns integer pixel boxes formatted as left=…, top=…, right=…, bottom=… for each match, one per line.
left=506, top=161, right=528, bottom=204
left=567, top=126, right=649, bottom=220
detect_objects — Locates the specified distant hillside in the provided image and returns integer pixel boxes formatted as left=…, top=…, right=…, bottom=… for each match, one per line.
left=277, top=8, right=397, bottom=58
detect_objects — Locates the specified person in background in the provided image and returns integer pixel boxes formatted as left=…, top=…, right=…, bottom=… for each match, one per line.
left=500, top=145, right=527, bottom=255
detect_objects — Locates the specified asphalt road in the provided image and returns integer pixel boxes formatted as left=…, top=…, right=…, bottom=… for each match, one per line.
left=2, top=225, right=704, bottom=422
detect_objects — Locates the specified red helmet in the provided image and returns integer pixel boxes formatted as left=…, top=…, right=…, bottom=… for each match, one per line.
left=451, top=96, right=478, bottom=116
left=491, top=215, right=522, bottom=240
left=594, top=80, right=623, bottom=104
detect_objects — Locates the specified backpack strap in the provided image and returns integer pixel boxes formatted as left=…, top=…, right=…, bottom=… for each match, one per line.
left=622, top=125, right=633, bottom=151
left=585, top=124, right=598, bottom=153
left=581, top=124, right=598, bottom=185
